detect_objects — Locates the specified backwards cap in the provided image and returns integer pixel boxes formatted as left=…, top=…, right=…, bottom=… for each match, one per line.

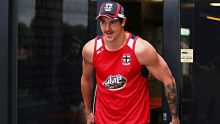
left=96, top=2, right=125, bottom=20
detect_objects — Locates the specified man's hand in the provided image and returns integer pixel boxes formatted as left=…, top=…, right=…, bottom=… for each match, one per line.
left=164, top=79, right=180, bottom=124
left=86, top=112, right=94, bottom=124
left=170, top=116, right=180, bottom=124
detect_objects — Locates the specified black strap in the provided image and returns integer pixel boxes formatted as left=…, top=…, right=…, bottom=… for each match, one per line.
left=97, top=35, right=102, bottom=40
left=131, top=34, right=136, bottom=39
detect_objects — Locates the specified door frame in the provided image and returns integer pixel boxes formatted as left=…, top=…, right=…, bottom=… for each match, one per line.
left=0, top=0, right=9, bottom=122
left=163, top=0, right=180, bottom=123
left=0, top=0, right=17, bottom=124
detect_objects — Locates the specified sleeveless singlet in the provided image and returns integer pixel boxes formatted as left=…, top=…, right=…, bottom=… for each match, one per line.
left=93, top=33, right=150, bottom=124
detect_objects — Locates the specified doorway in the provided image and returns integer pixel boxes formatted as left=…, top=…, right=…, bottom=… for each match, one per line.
left=180, top=0, right=220, bottom=123
left=114, top=0, right=163, bottom=123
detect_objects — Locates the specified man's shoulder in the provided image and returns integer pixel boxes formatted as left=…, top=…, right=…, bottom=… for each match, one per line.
left=82, top=38, right=96, bottom=59
left=83, top=38, right=96, bottom=50
left=135, top=38, right=154, bottom=52
left=135, top=38, right=158, bottom=64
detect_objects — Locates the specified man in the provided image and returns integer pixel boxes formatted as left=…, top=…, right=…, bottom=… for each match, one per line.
left=56, top=35, right=85, bottom=124
left=81, top=2, right=180, bottom=124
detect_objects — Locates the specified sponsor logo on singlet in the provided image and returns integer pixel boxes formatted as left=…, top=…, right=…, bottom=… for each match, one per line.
left=103, top=75, right=127, bottom=90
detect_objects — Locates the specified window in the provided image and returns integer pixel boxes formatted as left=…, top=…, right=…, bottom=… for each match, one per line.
left=17, top=0, right=96, bottom=123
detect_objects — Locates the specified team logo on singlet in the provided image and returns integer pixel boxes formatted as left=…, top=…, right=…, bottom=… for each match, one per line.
left=122, top=53, right=131, bottom=65
left=103, top=75, right=127, bottom=90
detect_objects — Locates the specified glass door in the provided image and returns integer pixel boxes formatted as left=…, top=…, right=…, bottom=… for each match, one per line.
left=180, top=0, right=220, bottom=123
left=17, top=0, right=97, bottom=124
left=104, top=0, right=164, bottom=123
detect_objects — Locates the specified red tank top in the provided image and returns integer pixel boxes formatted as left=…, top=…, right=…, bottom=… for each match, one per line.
left=93, top=33, right=150, bottom=124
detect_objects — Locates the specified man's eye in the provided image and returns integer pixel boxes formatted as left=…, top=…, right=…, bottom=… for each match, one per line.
left=100, top=21, right=105, bottom=24
left=111, top=20, right=118, bottom=24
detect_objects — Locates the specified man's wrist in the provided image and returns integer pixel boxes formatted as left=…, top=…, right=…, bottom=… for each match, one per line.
left=84, top=108, right=92, bottom=115
left=171, top=113, right=178, bottom=119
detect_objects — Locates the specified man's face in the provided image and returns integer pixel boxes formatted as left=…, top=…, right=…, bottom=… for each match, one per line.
left=70, top=42, right=80, bottom=58
left=99, top=16, right=125, bottom=42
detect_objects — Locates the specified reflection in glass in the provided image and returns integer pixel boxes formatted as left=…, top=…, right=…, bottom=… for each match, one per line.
left=17, top=0, right=96, bottom=124
left=181, top=0, right=220, bottom=123
left=18, top=0, right=35, bottom=26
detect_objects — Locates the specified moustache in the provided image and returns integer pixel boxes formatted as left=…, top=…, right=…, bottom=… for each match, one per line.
left=104, top=30, right=114, bottom=34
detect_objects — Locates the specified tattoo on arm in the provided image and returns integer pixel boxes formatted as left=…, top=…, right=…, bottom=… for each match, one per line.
left=164, top=79, right=178, bottom=118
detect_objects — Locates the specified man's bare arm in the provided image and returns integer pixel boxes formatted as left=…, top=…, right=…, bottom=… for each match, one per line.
left=81, top=40, right=95, bottom=115
left=164, top=78, right=178, bottom=119
left=81, top=60, right=94, bottom=114
left=135, top=38, right=179, bottom=123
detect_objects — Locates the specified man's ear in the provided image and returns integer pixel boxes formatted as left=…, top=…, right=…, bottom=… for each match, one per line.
left=121, top=18, right=126, bottom=27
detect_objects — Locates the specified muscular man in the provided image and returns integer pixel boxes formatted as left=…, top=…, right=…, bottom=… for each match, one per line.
left=81, top=2, right=180, bottom=124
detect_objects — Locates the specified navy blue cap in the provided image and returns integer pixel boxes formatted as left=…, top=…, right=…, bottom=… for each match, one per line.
left=96, top=2, right=125, bottom=20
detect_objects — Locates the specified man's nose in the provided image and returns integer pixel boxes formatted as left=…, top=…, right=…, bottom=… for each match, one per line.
left=106, top=23, right=111, bottom=30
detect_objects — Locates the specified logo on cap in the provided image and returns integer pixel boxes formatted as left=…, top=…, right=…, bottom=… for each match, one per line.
left=96, top=2, right=125, bottom=20
left=104, top=3, right=113, bottom=12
